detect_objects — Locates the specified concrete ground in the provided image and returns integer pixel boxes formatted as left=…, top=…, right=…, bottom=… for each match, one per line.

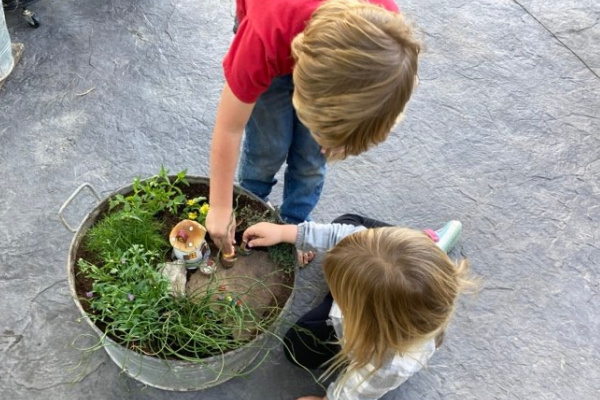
left=1, top=0, right=599, bottom=399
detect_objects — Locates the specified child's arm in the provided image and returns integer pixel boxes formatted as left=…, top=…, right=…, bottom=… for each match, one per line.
left=243, top=222, right=298, bottom=247
left=244, top=221, right=365, bottom=254
left=296, top=222, right=366, bottom=253
left=206, top=83, right=255, bottom=255
left=242, top=221, right=365, bottom=266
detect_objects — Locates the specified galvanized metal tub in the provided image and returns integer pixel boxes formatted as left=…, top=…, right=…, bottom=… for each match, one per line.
left=61, top=176, right=296, bottom=391
left=0, top=8, right=14, bottom=81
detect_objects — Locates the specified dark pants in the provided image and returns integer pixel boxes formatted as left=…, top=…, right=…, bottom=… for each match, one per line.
left=331, top=213, right=392, bottom=229
left=283, top=293, right=340, bottom=370
left=283, top=214, right=390, bottom=370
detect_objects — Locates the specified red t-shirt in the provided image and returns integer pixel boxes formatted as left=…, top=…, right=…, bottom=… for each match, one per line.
left=223, top=0, right=400, bottom=104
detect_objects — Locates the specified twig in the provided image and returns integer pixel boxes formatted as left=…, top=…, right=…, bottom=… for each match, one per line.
left=76, top=87, right=95, bottom=97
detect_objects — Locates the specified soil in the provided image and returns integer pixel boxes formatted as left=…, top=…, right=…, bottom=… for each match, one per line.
left=73, top=178, right=294, bottom=358
left=187, top=247, right=288, bottom=340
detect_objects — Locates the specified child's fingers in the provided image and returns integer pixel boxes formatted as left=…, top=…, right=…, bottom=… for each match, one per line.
left=296, top=250, right=316, bottom=266
left=247, top=237, right=268, bottom=248
left=303, top=251, right=315, bottom=264
left=242, top=226, right=259, bottom=243
left=243, top=222, right=269, bottom=241
left=242, top=232, right=260, bottom=247
left=243, top=222, right=277, bottom=248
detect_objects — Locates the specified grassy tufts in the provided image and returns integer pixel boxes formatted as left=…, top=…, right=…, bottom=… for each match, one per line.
left=83, top=210, right=169, bottom=261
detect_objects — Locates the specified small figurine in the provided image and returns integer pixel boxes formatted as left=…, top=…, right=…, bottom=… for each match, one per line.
left=239, top=241, right=252, bottom=256
left=220, top=250, right=237, bottom=269
left=199, top=258, right=217, bottom=276
left=169, top=219, right=212, bottom=273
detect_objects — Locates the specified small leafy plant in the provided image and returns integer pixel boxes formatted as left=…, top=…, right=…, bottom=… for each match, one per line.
left=108, top=166, right=188, bottom=216
left=268, top=244, right=296, bottom=275
left=79, top=245, right=170, bottom=333
left=235, top=202, right=279, bottom=232
left=181, top=196, right=210, bottom=225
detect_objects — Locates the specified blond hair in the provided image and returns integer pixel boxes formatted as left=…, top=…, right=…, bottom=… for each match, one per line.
left=291, top=0, right=421, bottom=159
left=322, top=227, right=473, bottom=384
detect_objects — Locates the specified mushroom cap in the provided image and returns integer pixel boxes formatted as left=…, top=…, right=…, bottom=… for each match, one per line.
left=169, top=219, right=207, bottom=252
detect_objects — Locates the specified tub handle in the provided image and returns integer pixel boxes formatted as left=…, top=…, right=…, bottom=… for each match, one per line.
left=58, top=183, right=101, bottom=233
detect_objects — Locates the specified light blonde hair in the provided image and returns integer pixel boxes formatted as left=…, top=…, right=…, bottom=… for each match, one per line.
left=322, top=227, right=473, bottom=385
left=291, top=0, right=421, bottom=159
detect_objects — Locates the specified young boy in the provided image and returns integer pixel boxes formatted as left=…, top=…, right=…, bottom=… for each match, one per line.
left=206, top=0, right=421, bottom=254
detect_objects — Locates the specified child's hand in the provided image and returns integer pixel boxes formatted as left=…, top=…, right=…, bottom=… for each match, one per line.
left=206, top=206, right=236, bottom=255
left=296, top=250, right=315, bottom=267
left=243, top=222, right=283, bottom=248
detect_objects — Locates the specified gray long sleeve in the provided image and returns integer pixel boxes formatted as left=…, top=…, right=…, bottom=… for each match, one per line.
left=295, top=221, right=366, bottom=253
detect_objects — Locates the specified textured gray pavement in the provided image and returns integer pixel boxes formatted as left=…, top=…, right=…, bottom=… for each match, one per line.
left=1, top=0, right=599, bottom=399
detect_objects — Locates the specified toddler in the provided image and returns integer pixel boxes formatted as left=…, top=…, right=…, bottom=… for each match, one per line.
left=243, top=214, right=473, bottom=400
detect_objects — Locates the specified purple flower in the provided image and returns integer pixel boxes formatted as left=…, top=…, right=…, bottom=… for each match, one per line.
left=85, top=291, right=94, bottom=298
left=128, top=294, right=135, bottom=301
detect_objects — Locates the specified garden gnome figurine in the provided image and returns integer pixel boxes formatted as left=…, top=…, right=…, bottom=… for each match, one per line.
left=170, top=220, right=212, bottom=272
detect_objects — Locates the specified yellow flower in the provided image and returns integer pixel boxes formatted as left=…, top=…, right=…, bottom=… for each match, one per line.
left=200, top=203, right=210, bottom=215
left=188, top=211, right=198, bottom=220
left=187, top=199, right=196, bottom=206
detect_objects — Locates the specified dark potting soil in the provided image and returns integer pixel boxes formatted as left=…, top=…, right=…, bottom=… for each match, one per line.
left=73, top=179, right=295, bottom=360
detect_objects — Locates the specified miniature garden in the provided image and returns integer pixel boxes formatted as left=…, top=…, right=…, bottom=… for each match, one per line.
left=73, top=167, right=295, bottom=362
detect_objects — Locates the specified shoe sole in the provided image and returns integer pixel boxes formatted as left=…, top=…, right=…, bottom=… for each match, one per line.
left=435, top=220, right=462, bottom=254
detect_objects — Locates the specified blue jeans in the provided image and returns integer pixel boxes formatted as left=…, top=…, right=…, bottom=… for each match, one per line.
left=238, top=75, right=326, bottom=224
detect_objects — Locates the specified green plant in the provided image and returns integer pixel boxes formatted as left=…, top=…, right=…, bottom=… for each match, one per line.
left=78, top=245, right=282, bottom=359
left=235, top=197, right=294, bottom=273
left=268, top=243, right=296, bottom=275
left=181, top=197, right=210, bottom=225
left=75, top=168, right=296, bottom=362
left=109, top=166, right=188, bottom=216
left=235, top=202, right=278, bottom=232
left=78, top=245, right=170, bottom=332
left=84, top=210, right=169, bottom=260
